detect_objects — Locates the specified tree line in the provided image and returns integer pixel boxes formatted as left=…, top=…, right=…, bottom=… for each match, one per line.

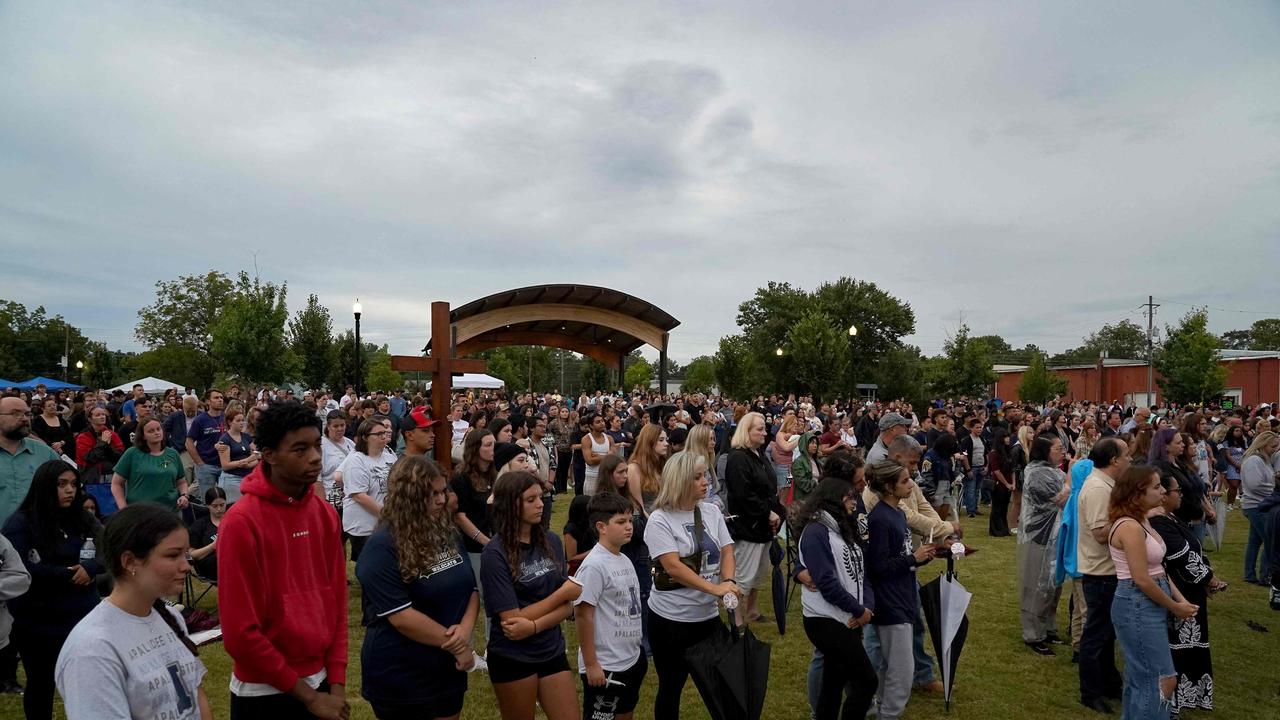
left=2, top=274, right=1268, bottom=404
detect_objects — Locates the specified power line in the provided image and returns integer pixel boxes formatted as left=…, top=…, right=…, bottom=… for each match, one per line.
left=1155, top=298, right=1277, bottom=316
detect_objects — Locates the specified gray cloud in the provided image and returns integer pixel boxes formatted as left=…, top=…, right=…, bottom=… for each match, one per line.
left=2, top=1, right=1279, bottom=368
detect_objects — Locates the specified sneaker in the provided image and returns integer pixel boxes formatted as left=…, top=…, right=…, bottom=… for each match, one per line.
left=0, top=681, right=23, bottom=695
left=468, top=652, right=488, bottom=673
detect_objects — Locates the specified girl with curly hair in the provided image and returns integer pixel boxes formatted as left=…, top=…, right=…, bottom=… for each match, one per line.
left=356, top=455, right=480, bottom=720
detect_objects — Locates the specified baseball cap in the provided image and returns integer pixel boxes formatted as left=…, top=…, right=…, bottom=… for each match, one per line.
left=878, top=412, right=912, bottom=431
left=402, top=406, right=440, bottom=431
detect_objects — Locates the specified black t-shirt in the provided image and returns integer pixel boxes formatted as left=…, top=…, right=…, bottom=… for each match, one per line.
left=187, top=516, right=219, bottom=581
left=451, top=472, right=493, bottom=554
left=32, top=415, right=73, bottom=452
left=356, top=529, right=475, bottom=704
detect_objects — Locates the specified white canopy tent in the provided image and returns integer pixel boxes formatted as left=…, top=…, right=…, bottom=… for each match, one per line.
left=425, top=372, right=505, bottom=390
left=109, top=376, right=190, bottom=395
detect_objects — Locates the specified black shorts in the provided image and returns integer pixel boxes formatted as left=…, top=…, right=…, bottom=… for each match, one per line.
left=487, top=651, right=571, bottom=684
left=369, top=693, right=465, bottom=720
left=581, top=653, right=647, bottom=719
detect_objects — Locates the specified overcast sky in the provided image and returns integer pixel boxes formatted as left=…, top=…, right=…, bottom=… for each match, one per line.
left=3, top=1, right=1278, bottom=364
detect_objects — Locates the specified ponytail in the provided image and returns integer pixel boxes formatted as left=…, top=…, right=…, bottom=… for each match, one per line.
left=152, top=599, right=198, bottom=657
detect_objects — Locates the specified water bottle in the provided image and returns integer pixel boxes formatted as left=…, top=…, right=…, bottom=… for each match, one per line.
left=80, top=538, right=95, bottom=563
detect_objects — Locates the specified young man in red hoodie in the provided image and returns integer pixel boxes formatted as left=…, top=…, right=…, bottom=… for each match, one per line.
left=218, top=402, right=349, bottom=720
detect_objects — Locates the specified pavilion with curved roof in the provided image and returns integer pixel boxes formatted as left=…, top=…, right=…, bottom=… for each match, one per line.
left=424, top=284, right=681, bottom=392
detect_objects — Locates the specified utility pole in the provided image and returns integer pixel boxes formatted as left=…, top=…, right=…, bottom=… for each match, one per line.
left=63, top=325, right=70, bottom=381
left=1145, top=295, right=1160, bottom=404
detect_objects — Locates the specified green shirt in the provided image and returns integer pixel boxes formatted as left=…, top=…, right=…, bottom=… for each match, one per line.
left=114, top=447, right=184, bottom=507
left=0, top=438, right=61, bottom=526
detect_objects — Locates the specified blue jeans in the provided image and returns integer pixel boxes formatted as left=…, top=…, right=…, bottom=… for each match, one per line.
left=1112, top=577, right=1176, bottom=720
left=1244, top=507, right=1270, bottom=583
left=219, top=472, right=245, bottom=503
left=962, top=468, right=984, bottom=515
left=195, top=463, right=221, bottom=497
left=774, top=464, right=791, bottom=490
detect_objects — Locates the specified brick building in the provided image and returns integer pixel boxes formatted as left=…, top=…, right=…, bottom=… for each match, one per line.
left=993, top=350, right=1280, bottom=407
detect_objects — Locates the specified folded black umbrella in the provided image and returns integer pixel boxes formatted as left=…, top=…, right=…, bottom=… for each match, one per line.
left=919, top=553, right=972, bottom=711
left=684, top=614, right=771, bottom=720
left=769, top=538, right=786, bottom=635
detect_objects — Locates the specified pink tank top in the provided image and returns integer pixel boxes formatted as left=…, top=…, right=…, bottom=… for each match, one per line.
left=1108, top=518, right=1166, bottom=580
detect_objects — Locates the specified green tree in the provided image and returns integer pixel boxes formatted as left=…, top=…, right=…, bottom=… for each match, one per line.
left=1052, top=320, right=1148, bottom=364
left=1154, top=309, right=1228, bottom=403
left=715, top=334, right=756, bottom=399
left=1017, top=352, right=1069, bottom=404
left=329, top=330, right=379, bottom=392
left=289, top=294, right=335, bottom=390
left=734, top=278, right=915, bottom=393
left=931, top=323, right=997, bottom=399
left=210, top=273, right=291, bottom=384
left=365, top=347, right=404, bottom=392
left=623, top=357, right=654, bottom=390
left=129, top=345, right=209, bottom=390
left=786, top=310, right=849, bottom=401
left=970, top=335, right=1042, bottom=365
left=681, top=356, right=717, bottom=395
left=136, top=271, right=237, bottom=388
left=1219, top=329, right=1254, bottom=350
left=1243, top=319, right=1280, bottom=350
left=579, top=358, right=611, bottom=393
left=875, top=344, right=927, bottom=405
left=0, top=300, right=100, bottom=381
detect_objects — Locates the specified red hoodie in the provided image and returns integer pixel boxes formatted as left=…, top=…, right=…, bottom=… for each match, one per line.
left=218, top=465, right=348, bottom=692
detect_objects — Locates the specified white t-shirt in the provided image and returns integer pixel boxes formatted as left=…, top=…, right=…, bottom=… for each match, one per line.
left=573, top=544, right=643, bottom=672
left=451, top=420, right=470, bottom=445
left=339, top=449, right=398, bottom=537
left=56, top=601, right=207, bottom=720
left=644, top=502, right=734, bottom=622
left=840, top=429, right=858, bottom=448
left=321, top=436, right=355, bottom=495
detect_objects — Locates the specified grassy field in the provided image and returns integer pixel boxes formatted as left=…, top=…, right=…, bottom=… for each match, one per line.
left=4, top=497, right=1277, bottom=720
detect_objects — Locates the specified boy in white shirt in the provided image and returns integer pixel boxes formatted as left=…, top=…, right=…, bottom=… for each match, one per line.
left=574, top=493, right=646, bottom=720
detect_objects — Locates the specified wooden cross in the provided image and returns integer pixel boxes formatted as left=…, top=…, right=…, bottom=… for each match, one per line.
left=389, top=301, right=487, bottom=473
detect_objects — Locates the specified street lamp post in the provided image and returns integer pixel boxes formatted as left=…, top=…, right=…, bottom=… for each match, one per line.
left=847, top=324, right=858, bottom=402
left=75, top=360, right=84, bottom=386
left=353, top=299, right=363, bottom=397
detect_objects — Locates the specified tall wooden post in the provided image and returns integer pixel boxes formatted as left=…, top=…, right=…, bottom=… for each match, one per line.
left=389, top=301, right=487, bottom=474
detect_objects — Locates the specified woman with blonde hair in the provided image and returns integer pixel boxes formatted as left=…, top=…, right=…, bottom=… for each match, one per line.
left=644, top=450, right=737, bottom=719
left=356, top=456, right=480, bottom=719
left=1241, top=430, right=1279, bottom=585
left=685, top=425, right=725, bottom=512
left=724, top=412, right=785, bottom=627
left=770, top=409, right=802, bottom=500
left=627, top=424, right=669, bottom=514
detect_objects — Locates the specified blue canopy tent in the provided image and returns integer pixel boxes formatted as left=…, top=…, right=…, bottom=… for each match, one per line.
left=0, top=379, right=17, bottom=389
left=13, top=376, right=84, bottom=391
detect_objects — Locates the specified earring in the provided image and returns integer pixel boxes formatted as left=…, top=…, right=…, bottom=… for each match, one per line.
left=130, top=569, right=137, bottom=577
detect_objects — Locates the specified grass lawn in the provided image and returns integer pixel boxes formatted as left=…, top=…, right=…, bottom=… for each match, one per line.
left=5, top=497, right=1277, bottom=720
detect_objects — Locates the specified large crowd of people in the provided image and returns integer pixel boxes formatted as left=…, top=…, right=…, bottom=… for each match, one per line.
left=0, top=379, right=1278, bottom=719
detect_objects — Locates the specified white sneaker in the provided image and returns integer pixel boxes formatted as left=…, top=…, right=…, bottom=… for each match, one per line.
left=469, top=652, right=488, bottom=673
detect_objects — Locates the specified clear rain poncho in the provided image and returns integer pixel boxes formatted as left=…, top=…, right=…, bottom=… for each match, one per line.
left=1018, top=460, right=1066, bottom=611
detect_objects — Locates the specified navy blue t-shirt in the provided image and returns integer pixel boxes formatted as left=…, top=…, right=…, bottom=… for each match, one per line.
left=356, top=528, right=476, bottom=705
left=480, top=532, right=567, bottom=663
left=866, top=501, right=920, bottom=626
left=186, top=412, right=224, bottom=465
